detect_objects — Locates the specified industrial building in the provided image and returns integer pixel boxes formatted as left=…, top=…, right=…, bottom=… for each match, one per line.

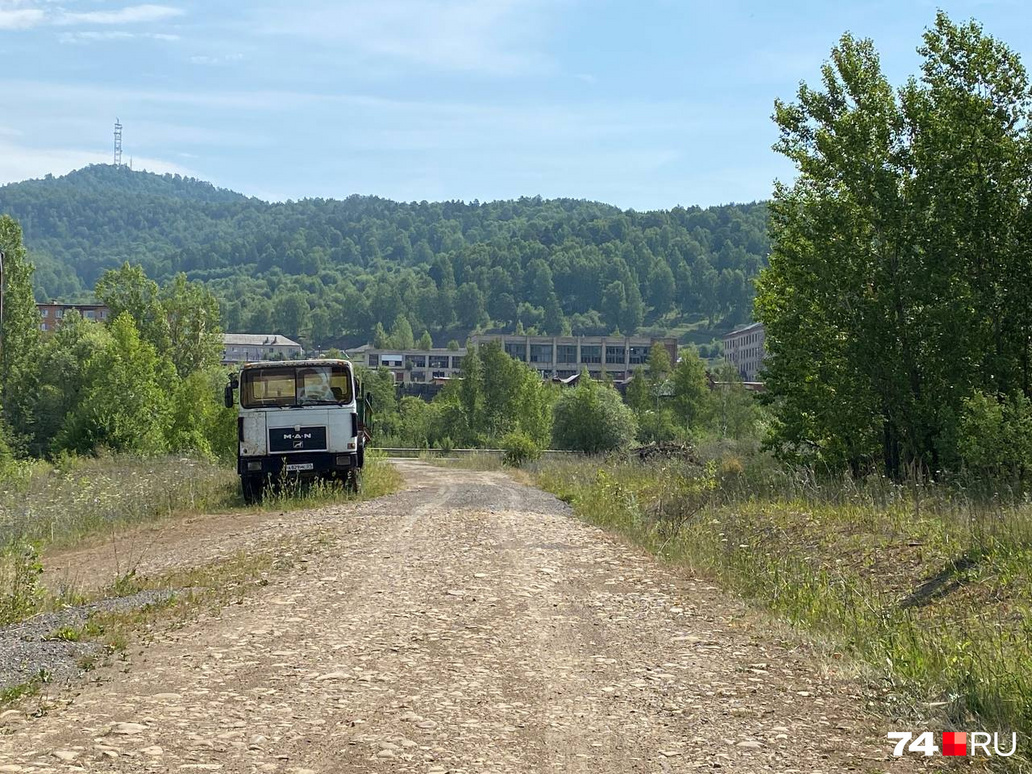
left=723, top=322, right=766, bottom=381
left=350, top=335, right=678, bottom=384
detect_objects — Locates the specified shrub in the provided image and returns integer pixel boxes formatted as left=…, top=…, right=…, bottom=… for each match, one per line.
left=552, top=378, right=636, bottom=453
left=501, top=431, right=541, bottom=467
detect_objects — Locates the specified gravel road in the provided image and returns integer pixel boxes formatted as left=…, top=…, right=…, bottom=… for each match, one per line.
left=0, top=462, right=929, bottom=773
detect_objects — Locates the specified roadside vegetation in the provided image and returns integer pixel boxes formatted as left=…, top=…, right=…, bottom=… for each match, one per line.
left=535, top=450, right=1032, bottom=763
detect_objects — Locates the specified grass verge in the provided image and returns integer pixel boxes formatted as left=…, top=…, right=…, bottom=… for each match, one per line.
left=533, top=454, right=1032, bottom=769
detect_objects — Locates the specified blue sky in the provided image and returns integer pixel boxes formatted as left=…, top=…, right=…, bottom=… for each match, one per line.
left=0, top=0, right=1029, bottom=209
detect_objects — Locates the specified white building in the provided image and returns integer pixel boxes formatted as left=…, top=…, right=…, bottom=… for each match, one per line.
left=723, top=323, right=766, bottom=381
left=222, top=334, right=302, bottom=364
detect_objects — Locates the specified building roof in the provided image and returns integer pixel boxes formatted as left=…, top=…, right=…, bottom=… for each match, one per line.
left=223, top=333, right=301, bottom=348
left=723, top=322, right=764, bottom=341
left=38, top=302, right=107, bottom=309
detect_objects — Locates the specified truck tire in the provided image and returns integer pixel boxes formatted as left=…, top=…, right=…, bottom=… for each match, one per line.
left=241, top=474, right=265, bottom=505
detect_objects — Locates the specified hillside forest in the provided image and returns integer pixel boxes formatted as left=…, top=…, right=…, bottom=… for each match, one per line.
left=0, top=166, right=768, bottom=352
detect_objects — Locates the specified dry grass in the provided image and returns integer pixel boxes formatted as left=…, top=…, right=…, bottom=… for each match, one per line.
left=0, top=455, right=237, bottom=552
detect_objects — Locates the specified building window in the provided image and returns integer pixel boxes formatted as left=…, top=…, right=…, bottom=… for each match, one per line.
left=504, top=342, right=525, bottom=361
left=432, top=371, right=446, bottom=379
left=628, top=346, right=649, bottom=365
left=405, top=355, right=426, bottom=368
left=530, top=344, right=552, bottom=363
left=368, top=354, right=380, bottom=367
left=429, top=355, right=450, bottom=369
left=410, top=371, right=426, bottom=382
left=606, top=345, right=625, bottom=365
left=556, top=345, right=578, bottom=363
left=580, top=345, right=601, bottom=364
left=451, top=356, right=464, bottom=369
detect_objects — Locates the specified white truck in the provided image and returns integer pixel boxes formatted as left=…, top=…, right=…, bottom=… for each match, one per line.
left=224, top=359, right=371, bottom=503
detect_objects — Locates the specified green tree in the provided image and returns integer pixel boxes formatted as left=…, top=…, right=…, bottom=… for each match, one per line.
left=59, top=313, right=171, bottom=454
left=458, top=346, right=483, bottom=444
left=388, top=315, right=415, bottom=349
left=625, top=368, right=650, bottom=415
left=274, top=292, right=311, bottom=341
left=647, top=342, right=671, bottom=385
left=167, top=368, right=236, bottom=459
left=552, top=376, right=637, bottom=453
left=0, top=216, right=42, bottom=452
left=417, top=330, right=434, bottom=350
left=456, top=282, right=487, bottom=330
left=647, top=261, right=676, bottom=316
left=32, top=311, right=109, bottom=456
left=601, top=282, right=626, bottom=332
left=671, top=347, right=708, bottom=432
left=161, top=273, right=223, bottom=378
left=707, top=362, right=761, bottom=440
left=757, top=14, right=1032, bottom=474
left=95, top=263, right=169, bottom=351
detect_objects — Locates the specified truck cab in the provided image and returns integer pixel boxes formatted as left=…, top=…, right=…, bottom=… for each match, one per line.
left=225, top=359, right=370, bottom=503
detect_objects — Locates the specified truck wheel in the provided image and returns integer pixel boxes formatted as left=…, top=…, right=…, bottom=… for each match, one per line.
left=241, top=475, right=265, bottom=505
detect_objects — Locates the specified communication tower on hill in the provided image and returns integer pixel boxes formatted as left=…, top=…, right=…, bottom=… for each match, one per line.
left=113, top=119, right=123, bottom=167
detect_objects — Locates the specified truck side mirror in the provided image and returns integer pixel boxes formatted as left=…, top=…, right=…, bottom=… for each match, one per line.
left=224, top=383, right=235, bottom=409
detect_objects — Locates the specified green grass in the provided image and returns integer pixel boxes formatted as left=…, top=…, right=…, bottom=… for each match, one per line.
left=533, top=453, right=1032, bottom=769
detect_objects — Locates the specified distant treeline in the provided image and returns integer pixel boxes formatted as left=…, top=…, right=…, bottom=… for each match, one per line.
left=0, top=165, right=769, bottom=348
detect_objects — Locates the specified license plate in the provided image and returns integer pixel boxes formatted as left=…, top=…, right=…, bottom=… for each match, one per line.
left=285, top=463, right=314, bottom=472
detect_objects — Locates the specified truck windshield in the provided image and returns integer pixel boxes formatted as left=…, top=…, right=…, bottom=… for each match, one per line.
left=241, top=365, right=354, bottom=409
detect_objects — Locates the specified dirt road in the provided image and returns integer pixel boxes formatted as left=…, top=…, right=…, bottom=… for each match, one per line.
left=0, top=462, right=925, bottom=772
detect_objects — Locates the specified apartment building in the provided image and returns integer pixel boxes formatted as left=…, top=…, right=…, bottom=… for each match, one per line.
left=222, top=334, right=303, bottom=364
left=723, top=322, right=766, bottom=381
left=37, top=302, right=110, bottom=332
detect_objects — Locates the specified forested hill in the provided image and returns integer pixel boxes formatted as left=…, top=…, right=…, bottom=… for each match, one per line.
left=0, top=164, right=769, bottom=349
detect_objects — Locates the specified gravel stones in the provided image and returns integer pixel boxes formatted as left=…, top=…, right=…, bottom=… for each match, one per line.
left=0, top=462, right=924, bottom=772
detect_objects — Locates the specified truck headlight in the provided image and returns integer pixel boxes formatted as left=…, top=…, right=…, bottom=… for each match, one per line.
left=336, top=455, right=350, bottom=466
left=247, top=461, right=262, bottom=472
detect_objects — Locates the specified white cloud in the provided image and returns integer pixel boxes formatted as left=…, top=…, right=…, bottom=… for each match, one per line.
left=0, top=8, right=44, bottom=29
left=190, top=53, right=244, bottom=66
left=58, top=30, right=180, bottom=43
left=57, top=4, right=184, bottom=26
left=257, top=0, right=554, bottom=75
left=0, top=3, right=184, bottom=31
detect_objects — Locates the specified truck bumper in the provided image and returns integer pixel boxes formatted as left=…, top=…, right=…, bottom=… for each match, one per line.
left=238, top=452, right=359, bottom=477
